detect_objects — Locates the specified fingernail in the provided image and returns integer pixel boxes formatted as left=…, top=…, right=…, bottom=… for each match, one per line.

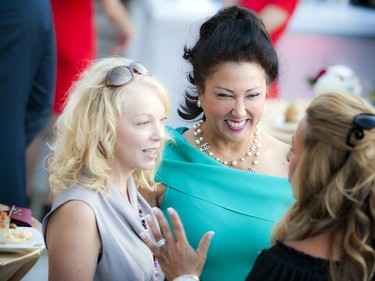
left=152, top=207, right=161, bottom=214
left=139, top=232, right=147, bottom=239
left=145, top=214, right=152, bottom=222
left=167, top=207, right=176, bottom=215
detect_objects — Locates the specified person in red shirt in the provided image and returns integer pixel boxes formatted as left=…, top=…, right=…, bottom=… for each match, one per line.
left=52, top=0, right=134, bottom=115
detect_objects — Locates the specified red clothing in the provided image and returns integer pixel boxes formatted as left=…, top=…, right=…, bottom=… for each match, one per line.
left=239, top=0, right=298, bottom=44
left=51, top=0, right=96, bottom=115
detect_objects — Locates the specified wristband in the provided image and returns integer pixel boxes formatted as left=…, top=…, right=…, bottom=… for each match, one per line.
left=173, top=274, right=200, bottom=281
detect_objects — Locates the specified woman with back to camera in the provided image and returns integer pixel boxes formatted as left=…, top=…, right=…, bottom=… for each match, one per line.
left=141, top=6, right=294, bottom=281
left=246, top=92, right=375, bottom=281
left=42, top=57, right=213, bottom=281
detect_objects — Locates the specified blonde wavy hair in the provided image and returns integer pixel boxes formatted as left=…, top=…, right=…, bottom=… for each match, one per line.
left=273, top=92, right=375, bottom=281
left=48, top=57, right=170, bottom=195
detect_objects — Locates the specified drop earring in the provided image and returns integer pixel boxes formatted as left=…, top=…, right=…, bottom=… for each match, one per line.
left=197, top=100, right=202, bottom=108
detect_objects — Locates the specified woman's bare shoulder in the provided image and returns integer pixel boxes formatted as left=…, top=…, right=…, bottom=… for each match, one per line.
left=263, top=132, right=290, bottom=155
left=259, top=133, right=290, bottom=177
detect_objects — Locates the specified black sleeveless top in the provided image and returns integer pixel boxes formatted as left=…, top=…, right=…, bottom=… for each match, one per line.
left=246, top=240, right=330, bottom=281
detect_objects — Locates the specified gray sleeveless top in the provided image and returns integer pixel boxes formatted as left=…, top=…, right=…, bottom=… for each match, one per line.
left=42, top=177, right=164, bottom=281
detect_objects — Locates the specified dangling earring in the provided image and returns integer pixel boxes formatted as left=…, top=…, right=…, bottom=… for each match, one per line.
left=197, top=100, right=202, bottom=108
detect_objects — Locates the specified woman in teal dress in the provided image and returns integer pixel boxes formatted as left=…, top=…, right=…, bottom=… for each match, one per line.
left=141, top=6, right=294, bottom=281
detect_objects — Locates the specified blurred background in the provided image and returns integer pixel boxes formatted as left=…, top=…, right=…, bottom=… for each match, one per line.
left=118, top=0, right=375, bottom=127
left=24, top=0, right=374, bottom=279
left=30, top=0, right=375, bottom=241
left=29, top=0, right=375, bottom=237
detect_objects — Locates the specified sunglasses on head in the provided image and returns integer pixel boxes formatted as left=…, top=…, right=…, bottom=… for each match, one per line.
left=105, top=62, right=151, bottom=88
left=346, top=113, right=375, bottom=147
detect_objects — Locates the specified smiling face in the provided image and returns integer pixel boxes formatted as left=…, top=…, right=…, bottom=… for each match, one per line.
left=199, top=62, right=267, bottom=143
left=113, top=83, right=167, bottom=175
left=286, top=118, right=307, bottom=198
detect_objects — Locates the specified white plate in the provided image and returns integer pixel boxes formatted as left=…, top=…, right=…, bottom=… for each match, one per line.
left=273, top=115, right=300, bottom=132
left=0, top=227, right=45, bottom=253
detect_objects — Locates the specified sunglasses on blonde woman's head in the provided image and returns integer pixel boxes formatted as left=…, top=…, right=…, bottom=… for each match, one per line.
left=105, top=62, right=151, bottom=87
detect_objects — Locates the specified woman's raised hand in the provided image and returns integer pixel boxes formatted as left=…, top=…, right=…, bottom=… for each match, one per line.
left=141, top=207, right=214, bottom=281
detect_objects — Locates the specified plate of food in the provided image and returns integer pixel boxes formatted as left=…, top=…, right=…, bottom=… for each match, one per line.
left=0, top=227, right=45, bottom=253
left=273, top=115, right=301, bottom=132
left=273, top=102, right=302, bottom=132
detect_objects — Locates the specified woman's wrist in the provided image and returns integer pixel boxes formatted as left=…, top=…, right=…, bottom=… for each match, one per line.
left=173, top=274, right=200, bottom=281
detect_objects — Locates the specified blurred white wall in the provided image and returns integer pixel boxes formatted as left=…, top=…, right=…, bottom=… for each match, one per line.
left=125, top=0, right=220, bottom=127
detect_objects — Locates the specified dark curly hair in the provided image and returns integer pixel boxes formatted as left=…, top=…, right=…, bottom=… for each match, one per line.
left=178, top=6, right=279, bottom=121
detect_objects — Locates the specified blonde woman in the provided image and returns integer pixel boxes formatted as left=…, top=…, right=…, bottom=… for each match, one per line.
left=42, top=57, right=213, bottom=281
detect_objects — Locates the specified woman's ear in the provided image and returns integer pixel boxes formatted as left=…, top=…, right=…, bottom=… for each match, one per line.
left=196, top=86, right=203, bottom=97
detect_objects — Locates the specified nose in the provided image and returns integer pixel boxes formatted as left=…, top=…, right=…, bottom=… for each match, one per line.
left=152, top=122, right=165, bottom=141
left=232, top=100, right=247, bottom=118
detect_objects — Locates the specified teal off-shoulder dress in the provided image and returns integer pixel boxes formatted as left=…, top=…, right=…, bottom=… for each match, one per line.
left=156, top=127, right=294, bottom=281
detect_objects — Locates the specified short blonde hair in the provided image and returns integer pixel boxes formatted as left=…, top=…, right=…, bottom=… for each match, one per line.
left=273, top=92, right=375, bottom=281
left=48, top=57, right=170, bottom=194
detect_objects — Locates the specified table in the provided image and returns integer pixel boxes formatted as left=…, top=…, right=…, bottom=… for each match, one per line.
left=0, top=204, right=45, bottom=281
left=0, top=245, right=45, bottom=281
left=259, top=99, right=311, bottom=144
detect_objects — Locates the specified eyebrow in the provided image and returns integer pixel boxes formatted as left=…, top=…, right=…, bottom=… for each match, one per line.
left=215, top=86, right=233, bottom=93
left=214, top=86, right=262, bottom=93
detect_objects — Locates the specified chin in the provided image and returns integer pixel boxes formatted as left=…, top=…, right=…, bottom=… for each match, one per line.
left=139, top=162, right=156, bottom=171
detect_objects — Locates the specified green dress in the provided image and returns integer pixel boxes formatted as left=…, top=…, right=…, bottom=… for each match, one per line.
left=156, top=127, right=294, bottom=281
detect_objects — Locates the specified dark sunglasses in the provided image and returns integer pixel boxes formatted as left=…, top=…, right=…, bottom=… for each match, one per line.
left=346, top=113, right=375, bottom=147
left=105, top=62, right=151, bottom=87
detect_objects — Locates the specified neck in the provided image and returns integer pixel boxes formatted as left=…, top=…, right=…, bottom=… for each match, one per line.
left=111, top=169, right=133, bottom=200
left=193, top=120, right=261, bottom=172
left=111, top=160, right=133, bottom=191
left=285, top=233, right=342, bottom=261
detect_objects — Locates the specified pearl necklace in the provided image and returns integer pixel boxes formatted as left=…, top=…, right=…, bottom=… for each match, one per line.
left=193, top=120, right=261, bottom=173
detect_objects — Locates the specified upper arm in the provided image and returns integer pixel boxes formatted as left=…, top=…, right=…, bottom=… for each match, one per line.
left=99, top=0, right=133, bottom=36
left=259, top=5, right=289, bottom=34
left=45, top=200, right=101, bottom=281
